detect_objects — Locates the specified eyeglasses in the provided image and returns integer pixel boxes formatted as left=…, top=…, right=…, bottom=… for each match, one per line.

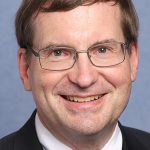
left=27, top=41, right=129, bottom=71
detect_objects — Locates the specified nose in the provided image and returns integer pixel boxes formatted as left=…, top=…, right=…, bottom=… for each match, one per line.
left=68, top=53, right=98, bottom=88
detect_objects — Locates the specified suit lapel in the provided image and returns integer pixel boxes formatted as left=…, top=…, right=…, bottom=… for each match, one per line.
left=119, top=122, right=144, bottom=150
left=14, top=110, right=43, bottom=150
left=119, top=122, right=129, bottom=150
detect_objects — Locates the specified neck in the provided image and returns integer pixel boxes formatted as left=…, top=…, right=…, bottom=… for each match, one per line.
left=65, top=124, right=117, bottom=150
left=39, top=116, right=117, bottom=150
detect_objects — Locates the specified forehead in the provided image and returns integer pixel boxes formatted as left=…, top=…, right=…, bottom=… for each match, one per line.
left=32, top=2, right=123, bottom=48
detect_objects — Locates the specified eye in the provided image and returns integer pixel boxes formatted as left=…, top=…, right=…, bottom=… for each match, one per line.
left=89, top=44, right=113, bottom=58
left=39, top=49, right=64, bottom=58
left=52, top=48, right=71, bottom=57
left=53, top=50, right=62, bottom=56
left=97, top=47, right=107, bottom=53
left=39, top=46, right=74, bottom=60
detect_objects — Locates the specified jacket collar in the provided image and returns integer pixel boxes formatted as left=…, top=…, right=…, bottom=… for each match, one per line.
left=14, top=110, right=43, bottom=150
left=14, top=111, right=136, bottom=150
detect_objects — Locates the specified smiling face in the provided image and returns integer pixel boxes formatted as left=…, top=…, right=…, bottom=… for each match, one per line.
left=18, top=2, right=138, bottom=148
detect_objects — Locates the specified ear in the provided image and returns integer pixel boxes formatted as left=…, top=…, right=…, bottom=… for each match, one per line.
left=18, top=48, right=32, bottom=91
left=130, top=43, right=139, bottom=81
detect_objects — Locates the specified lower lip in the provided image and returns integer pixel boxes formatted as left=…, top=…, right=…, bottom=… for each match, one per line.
left=60, top=95, right=107, bottom=110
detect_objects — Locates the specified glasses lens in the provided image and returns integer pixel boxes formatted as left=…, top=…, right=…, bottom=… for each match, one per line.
left=89, top=42, right=125, bottom=67
left=39, top=47, right=75, bottom=70
left=36, top=42, right=126, bottom=71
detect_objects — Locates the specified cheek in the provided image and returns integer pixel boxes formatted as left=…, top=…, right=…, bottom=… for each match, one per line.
left=100, top=61, right=132, bottom=110
left=29, top=64, right=68, bottom=99
left=28, top=70, right=61, bottom=116
left=104, top=61, right=132, bottom=88
left=39, top=71, right=68, bottom=94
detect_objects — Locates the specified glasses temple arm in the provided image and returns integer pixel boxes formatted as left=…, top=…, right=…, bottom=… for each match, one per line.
left=27, top=46, right=39, bottom=57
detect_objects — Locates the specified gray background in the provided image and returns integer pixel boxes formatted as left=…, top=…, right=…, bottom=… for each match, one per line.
left=0, top=0, right=150, bottom=138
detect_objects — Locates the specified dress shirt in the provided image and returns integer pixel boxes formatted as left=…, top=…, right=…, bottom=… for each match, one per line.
left=35, top=114, right=122, bottom=150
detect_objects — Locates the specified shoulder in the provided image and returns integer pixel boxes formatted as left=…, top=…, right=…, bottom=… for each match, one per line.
left=120, top=124, right=150, bottom=150
left=0, top=111, right=42, bottom=150
left=0, top=132, right=17, bottom=149
left=123, top=126, right=150, bottom=139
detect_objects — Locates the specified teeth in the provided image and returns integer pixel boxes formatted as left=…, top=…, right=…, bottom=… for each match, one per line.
left=67, top=95, right=102, bottom=103
left=69, top=96, right=74, bottom=101
left=94, top=96, right=98, bottom=100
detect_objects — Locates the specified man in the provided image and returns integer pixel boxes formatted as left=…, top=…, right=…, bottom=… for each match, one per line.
left=0, top=0, right=150, bottom=149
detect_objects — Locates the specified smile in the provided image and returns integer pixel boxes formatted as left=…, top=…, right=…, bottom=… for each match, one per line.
left=62, top=95, right=104, bottom=103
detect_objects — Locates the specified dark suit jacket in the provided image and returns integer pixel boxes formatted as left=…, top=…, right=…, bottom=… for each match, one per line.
left=1, top=111, right=150, bottom=150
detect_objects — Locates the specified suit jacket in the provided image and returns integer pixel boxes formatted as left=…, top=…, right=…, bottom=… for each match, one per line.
left=0, top=111, right=150, bottom=150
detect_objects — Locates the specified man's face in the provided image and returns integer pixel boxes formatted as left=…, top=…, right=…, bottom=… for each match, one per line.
left=19, top=2, right=138, bottom=139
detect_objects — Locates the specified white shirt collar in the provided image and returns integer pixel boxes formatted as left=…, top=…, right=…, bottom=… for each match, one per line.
left=35, top=114, right=71, bottom=150
left=102, top=123, right=122, bottom=150
left=35, top=114, right=122, bottom=150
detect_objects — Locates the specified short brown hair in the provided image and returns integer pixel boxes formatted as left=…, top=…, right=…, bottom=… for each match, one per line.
left=15, top=0, right=139, bottom=50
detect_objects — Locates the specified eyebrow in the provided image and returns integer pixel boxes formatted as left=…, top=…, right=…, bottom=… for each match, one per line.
left=40, top=42, right=73, bottom=50
left=40, top=38, right=119, bottom=50
left=92, top=39, right=119, bottom=45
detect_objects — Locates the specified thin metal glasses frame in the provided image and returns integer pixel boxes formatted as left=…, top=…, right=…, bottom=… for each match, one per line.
left=27, top=41, right=129, bottom=71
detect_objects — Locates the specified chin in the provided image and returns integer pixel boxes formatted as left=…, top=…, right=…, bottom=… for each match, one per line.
left=67, top=119, right=109, bottom=136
